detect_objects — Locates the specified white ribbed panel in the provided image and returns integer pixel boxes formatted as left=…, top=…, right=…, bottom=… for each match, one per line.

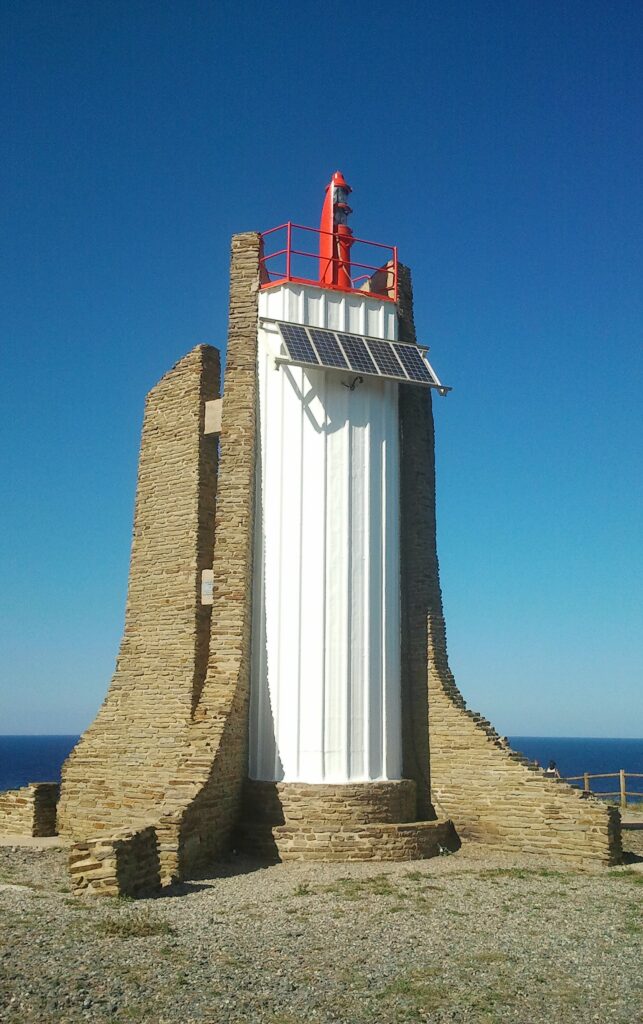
left=249, top=285, right=401, bottom=783
left=259, top=282, right=398, bottom=340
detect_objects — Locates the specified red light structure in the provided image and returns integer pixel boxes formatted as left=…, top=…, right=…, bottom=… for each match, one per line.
left=260, top=172, right=398, bottom=302
left=318, top=170, right=353, bottom=290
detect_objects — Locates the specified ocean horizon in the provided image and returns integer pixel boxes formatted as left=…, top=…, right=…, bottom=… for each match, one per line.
left=0, top=734, right=642, bottom=800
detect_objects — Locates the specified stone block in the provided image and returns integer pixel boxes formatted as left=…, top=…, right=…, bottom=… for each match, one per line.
left=0, top=783, right=59, bottom=837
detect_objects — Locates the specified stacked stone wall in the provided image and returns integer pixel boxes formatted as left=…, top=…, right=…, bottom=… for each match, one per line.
left=58, top=232, right=261, bottom=888
left=243, top=780, right=417, bottom=826
left=240, top=820, right=459, bottom=863
left=397, top=264, right=621, bottom=865
left=154, top=232, right=262, bottom=881
left=57, top=344, right=220, bottom=839
left=427, top=617, right=622, bottom=864
left=237, top=779, right=459, bottom=862
left=398, top=264, right=434, bottom=820
left=69, top=826, right=161, bottom=897
left=0, top=783, right=59, bottom=837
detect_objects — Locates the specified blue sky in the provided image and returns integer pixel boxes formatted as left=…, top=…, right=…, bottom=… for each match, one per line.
left=1, top=0, right=641, bottom=737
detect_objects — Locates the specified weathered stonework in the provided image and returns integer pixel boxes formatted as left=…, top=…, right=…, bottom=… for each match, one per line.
left=153, top=231, right=263, bottom=882
left=57, top=343, right=220, bottom=840
left=69, top=826, right=161, bottom=897
left=237, top=779, right=459, bottom=862
left=0, top=783, right=59, bottom=837
left=427, top=622, right=622, bottom=864
left=58, top=233, right=261, bottom=891
left=239, top=820, right=459, bottom=863
left=398, top=264, right=434, bottom=821
left=243, top=780, right=417, bottom=826
left=397, top=265, right=621, bottom=866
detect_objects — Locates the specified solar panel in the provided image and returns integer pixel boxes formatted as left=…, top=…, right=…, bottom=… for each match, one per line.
left=366, top=338, right=408, bottom=379
left=336, top=333, right=378, bottom=375
left=393, top=343, right=435, bottom=384
left=309, top=328, right=348, bottom=369
left=278, top=323, right=318, bottom=365
left=272, top=320, right=449, bottom=392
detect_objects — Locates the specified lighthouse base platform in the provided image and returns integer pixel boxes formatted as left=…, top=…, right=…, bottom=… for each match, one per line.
left=236, top=780, right=460, bottom=862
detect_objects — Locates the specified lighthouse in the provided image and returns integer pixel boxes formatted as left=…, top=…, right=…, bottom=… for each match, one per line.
left=53, top=170, right=620, bottom=897
left=249, top=173, right=448, bottom=789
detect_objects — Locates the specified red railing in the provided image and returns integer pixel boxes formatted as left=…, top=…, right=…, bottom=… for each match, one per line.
left=260, top=222, right=398, bottom=303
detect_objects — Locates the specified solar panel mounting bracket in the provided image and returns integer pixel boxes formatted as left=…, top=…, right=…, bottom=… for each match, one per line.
left=262, top=317, right=452, bottom=394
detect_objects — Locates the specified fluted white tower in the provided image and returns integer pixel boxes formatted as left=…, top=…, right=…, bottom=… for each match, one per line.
left=248, top=174, right=447, bottom=787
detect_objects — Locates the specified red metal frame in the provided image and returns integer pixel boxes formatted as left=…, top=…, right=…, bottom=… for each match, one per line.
left=260, top=222, right=398, bottom=303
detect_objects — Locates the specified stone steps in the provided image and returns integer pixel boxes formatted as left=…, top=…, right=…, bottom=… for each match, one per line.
left=236, top=818, right=460, bottom=862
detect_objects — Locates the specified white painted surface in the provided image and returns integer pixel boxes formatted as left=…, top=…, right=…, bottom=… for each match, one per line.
left=249, top=285, right=401, bottom=783
left=259, top=282, right=398, bottom=341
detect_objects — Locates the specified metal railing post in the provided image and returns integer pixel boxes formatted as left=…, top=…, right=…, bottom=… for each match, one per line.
left=286, top=222, right=292, bottom=281
left=393, top=246, right=398, bottom=303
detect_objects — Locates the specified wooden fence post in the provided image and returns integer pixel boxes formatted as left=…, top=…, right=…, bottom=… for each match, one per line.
left=620, top=769, right=627, bottom=810
left=583, top=772, right=590, bottom=794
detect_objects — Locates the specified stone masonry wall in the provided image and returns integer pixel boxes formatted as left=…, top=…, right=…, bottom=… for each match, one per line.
left=238, top=779, right=459, bottom=863
left=243, top=780, right=417, bottom=826
left=69, top=826, right=161, bottom=897
left=398, top=264, right=434, bottom=820
left=239, top=819, right=456, bottom=860
left=0, top=783, right=59, bottom=837
left=398, top=264, right=621, bottom=864
left=241, top=820, right=459, bottom=863
left=427, top=622, right=622, bottom=864
left=57, top=344, right=220, bottom=839
left=62, top=233, right=261, bottom=891
left=153, top=231, right=262, bottom=881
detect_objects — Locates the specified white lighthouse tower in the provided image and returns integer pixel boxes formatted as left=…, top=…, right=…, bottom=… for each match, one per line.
left=53, top=171, right=621, bottom=891
left=248, top=173, right=448, bottom=790
left=53, top=169, right=620, bottom=893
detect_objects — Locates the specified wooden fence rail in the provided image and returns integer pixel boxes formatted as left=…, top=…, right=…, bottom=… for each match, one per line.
left=563, top=770, right=643, bottom=809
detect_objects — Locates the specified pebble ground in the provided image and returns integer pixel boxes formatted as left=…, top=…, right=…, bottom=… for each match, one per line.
left=1, top=831, right=641, bottom=1024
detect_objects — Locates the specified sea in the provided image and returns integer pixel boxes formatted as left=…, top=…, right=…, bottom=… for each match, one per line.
left=0, top=734, right=642, bottom=801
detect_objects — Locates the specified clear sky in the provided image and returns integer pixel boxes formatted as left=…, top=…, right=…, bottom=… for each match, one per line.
left=1, top=0, right=641, bottom=737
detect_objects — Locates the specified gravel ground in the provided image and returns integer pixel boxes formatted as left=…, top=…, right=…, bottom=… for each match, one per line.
left=1, top=832, right=641, bottom=1024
